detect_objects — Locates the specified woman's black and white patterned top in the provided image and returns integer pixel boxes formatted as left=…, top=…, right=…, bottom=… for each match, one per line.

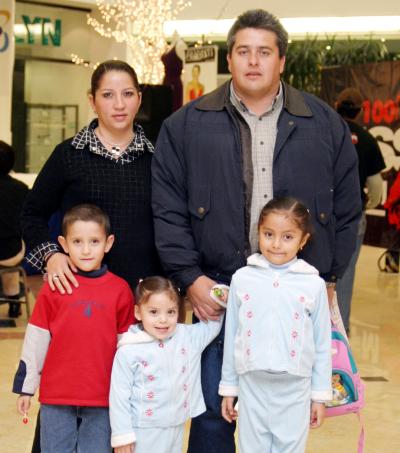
left=22, top=120, right=161, bottom=289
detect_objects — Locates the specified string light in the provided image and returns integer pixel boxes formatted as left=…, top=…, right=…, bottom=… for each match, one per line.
left=84, top=0, right=191, bottom=84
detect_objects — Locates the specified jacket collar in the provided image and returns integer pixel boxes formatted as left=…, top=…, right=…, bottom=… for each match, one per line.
left=247, top=253, right=319, bottom=275
left=117, top=324, right=155, bottom=348
left=195, top=80, right=312, bottom=118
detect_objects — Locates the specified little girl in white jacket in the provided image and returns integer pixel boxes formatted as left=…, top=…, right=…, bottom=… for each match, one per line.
left=219, top=197, right=332, bottom=453
left=109, top=276, right=225, bottom=453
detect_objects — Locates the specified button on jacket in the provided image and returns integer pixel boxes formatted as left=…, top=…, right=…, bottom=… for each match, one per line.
left=152, top=81, right=362, bottom=289
left=109, top=319, right=223, bottom=448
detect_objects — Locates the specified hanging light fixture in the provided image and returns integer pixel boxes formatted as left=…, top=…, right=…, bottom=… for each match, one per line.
left=78, top=0, right=191, bottom=83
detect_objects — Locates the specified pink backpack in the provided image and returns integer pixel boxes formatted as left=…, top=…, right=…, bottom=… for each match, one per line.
left=325, top=326, right=365, bottom=452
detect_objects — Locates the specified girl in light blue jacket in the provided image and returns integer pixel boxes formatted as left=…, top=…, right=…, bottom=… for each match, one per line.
left=219, top=197, right=332, bottom=453
left=109, top=276, right=224, bottom=453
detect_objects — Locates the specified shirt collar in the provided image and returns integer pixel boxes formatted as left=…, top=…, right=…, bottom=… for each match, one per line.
left=71, top=119, right=154, bottom=158
left=230, top=81, right=283, bottom=117
left=76, top=264, right=108, bottom=278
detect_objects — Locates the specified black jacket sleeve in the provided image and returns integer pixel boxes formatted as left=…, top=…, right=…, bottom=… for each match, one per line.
left=21, top=143, right=67, bottom=263
left=152, top=116, right=204, bottom=290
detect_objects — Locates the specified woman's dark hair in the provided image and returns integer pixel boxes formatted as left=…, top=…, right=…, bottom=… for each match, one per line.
left=136, top=276, right=185, bottom=322
left=258, top=197, right=313, bottom=237
left=61, top=204, right=111, bottom=237
left=0, top=140, right=15, bottom=175
left=90, top=60, right=140, bottom=97
left=227, top=9, right=288, bottom=57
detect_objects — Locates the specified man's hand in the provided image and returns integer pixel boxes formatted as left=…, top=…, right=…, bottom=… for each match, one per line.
left=221, top=397, right=238, bottom=423
left=186, top=275, right=224, bottom=321
left=310, top=402, right=325, bottom=428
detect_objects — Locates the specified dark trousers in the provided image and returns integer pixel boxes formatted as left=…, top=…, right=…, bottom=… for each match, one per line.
left=188, top=317, right=236, bottom=453
left=32, top=411, right=41, bottom=453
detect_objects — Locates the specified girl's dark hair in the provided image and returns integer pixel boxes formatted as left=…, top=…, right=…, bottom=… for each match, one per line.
left=135, top=276, right=185, bottom=322
left=90, top=60, right=140, bottom=97
left=258, top=197, right=313, bottom=237
left=0, top=140, right=15, bottom=175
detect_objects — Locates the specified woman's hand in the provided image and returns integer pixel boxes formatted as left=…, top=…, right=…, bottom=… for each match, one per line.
left=46, top=253, right=78, bottom=295
left=17, top=395, right=31, bottom=416
left=310, top=402, right=325, bottom=428
left=221, top=397, right=238, bottom=423
left=115, top=444, right=134, bottom=453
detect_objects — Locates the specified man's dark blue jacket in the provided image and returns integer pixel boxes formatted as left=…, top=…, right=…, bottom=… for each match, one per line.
left=152, top=81, right=362, bottom=289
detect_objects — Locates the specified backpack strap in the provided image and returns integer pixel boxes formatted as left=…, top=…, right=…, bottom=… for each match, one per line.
left=357, top=411, right=365, bottom=453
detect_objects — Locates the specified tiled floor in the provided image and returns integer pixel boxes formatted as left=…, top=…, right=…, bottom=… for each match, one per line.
left=1, top=246, right=399, bottom=452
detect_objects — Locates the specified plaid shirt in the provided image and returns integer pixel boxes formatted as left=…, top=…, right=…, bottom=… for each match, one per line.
left=230, top=83, right=283, bottom=253
left=26, top=120, right=154, bottom=271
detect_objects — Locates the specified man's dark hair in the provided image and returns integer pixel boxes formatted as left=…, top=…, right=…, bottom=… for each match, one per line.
left=227, top=9, right=288, bottom=57
left=0, top=140, right=15, bottom=176
left=61, top=204, right=111, bottom=237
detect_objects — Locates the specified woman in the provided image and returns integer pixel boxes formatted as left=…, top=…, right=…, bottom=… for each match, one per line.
left=22, top=60, right=162, bottom=453
left=22, top=60, right=161, bottom=294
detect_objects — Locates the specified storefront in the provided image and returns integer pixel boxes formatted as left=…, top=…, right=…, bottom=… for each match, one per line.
left=11, top=0, right=126, bottom=172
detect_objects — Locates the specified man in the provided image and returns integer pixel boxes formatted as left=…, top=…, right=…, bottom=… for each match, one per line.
left=336, top=88, right=385, bottom=333
left=152, top=9, right=361, bottom=453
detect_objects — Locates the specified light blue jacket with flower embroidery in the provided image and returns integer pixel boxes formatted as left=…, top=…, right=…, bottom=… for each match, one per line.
left=219, top=254, right=332, bottom=402
left=110, top=318, right=223, bottom=448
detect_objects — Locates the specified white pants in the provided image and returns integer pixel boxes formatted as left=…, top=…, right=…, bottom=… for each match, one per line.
left=238, top=371, right=311, bottom=453
left=134, top=423, right=185, bottom=453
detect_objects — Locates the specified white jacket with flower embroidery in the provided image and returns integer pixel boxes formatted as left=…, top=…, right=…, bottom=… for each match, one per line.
left=219, top=254, right=332, bottom=402
left=110, top=318, right=223, bottom=448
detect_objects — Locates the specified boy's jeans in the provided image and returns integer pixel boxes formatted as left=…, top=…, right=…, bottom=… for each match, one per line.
left=40, top=404, right=111, bottom=453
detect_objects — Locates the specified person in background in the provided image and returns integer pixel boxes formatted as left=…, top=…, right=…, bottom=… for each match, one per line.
left=336, top=88, right=385, bottom=333
left=109, top=276, right=224, bottom=453
left=0, top=141, right=29, bottom=318
left=220, top=197, right=331, bottom=452
left=13, top=204, right=134, bottom=453
left=21, top=59, right=161, bottom=453
left=152, top=9, right=361, bottom=453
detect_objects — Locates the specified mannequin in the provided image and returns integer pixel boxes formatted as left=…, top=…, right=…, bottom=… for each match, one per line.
left=161, top=31, right=187, bottom=111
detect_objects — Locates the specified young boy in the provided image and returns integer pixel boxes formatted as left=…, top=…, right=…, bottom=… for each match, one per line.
left=12, top=204, right=134, bottom=453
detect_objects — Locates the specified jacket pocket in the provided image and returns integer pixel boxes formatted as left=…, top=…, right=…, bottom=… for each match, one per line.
left=188, top=186, right=211, bottom=220
left=315, top=190, right=333, bottom=225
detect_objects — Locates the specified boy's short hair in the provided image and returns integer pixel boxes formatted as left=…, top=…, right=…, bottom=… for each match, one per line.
left=61, top=204, right=111, bottom=237
left=0, top=140, right=15, bottom=176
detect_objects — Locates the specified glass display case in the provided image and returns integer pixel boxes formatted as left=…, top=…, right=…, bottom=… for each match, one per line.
left=25, top=104, right=78, bottom=172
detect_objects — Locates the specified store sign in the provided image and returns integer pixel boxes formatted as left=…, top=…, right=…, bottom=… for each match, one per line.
left=183, top=45, right=218, bottom=104
left=321, top=61, right=400, bottom=174
left=15, top=15, right=62, bottom=46
left=0, top=0, right=15, bottom=143
left=0, top=9, right=11, bottom=52
left=321, top=61, right=400, bottom=248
